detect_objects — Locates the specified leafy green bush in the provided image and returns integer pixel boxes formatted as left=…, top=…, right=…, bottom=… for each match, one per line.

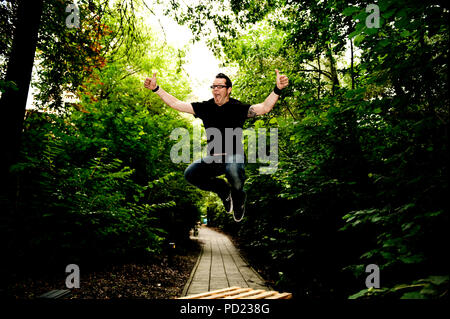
left=182, top=0, right=448, bottom=299
left=3, top=17, right=202, bottom=272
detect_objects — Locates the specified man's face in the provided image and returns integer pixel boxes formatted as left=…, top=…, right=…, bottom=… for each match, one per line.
left=211, top=78, right=231, bottom=106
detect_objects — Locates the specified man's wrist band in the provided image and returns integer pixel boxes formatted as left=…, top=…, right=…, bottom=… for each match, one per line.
left=274, top=85, right=282, bottom=96
left=152, top=85, right=160, bottom=92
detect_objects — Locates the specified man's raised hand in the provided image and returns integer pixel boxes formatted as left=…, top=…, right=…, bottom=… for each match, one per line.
left=144, top=72, right=158, bottom=91
left=275, top=69, right=289, bottom=90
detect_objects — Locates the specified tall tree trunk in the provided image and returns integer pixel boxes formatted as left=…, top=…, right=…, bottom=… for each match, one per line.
left=350, top=38, right=355, bottom=90
left=0, top=0, right=44, bottom=211
left=326, top=43, right=340, bottom=96
left=317, top=53, right=321, bottom=99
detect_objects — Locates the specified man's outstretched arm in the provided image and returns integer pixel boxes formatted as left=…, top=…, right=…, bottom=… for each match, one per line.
left=247, top=69, right=289, bottom=118
left=144, top=72, right=195, bottom=114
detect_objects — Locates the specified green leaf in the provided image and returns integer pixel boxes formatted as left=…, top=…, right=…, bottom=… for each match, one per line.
left=399, top=255, right=424, bottom=264
left=400, top=30, right=410, bottom=37
left=354, top=34, right=366, bottom=46
left=378, top=39, right=390, bottom=47
left=342, top=6, right=360, bottom=17
left=382, top=9, right=397, bottom=19
left=349, top=30, right=361, bottom=39
left=400, top=292, right=426, bottom=299
left=269, top=117, right=278, bottom=125
left=365, top=27, right=379, bottom=35
left=423, top=275, right=449, bottom=286
left=348, top=289, right=369, bottom=299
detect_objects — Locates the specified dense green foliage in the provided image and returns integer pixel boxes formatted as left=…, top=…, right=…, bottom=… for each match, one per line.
left=164, top=0, right=449, bottom=298
left=1, top=0, right=201, bottom=276
left=1, top=0, right=448, bottom=300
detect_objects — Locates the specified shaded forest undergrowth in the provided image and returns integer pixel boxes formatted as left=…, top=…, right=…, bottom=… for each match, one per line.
left=6, top=240, right=201, bottom=299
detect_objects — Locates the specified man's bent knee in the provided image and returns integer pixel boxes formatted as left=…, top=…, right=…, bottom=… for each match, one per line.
left=184, top=165, right=195, bottom=183
left=184, top=160, right=203, bottom=183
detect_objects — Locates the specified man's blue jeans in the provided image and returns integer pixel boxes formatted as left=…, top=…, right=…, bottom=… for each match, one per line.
left=184, top=154, right=246, bottom=200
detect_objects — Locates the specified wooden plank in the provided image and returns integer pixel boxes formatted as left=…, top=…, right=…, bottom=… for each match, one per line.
left=265, top=292, right=292, bottom=299
left=242, top=291, right=279, bottom=299
left=203, top=288, right=252, bottom=299
left=179, top=287, right=240, bottom=299
left=223, top=289, right=266, bottom=299
left=181, top=244, right=204, bottom=297
left=179, top=287, right=293, bottom=300
left=38, top=289, right=71, bottom=299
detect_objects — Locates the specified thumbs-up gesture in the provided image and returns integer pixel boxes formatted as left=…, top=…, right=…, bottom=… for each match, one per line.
left=275, top=69, right=289, bottom=90
left=144, top=72, right=158, bottom=91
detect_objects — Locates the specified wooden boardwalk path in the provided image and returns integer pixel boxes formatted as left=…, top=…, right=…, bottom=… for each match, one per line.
left=181, top=226, right=269, bottom=297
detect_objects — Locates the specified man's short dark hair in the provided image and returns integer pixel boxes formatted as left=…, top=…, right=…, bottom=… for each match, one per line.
left=216, top=73, right=232, bottom=88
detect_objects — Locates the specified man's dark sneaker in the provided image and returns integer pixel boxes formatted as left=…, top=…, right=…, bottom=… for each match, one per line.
left=232, top=192, right=246, bottom=222
left=219, top=191, right=233, bottom=214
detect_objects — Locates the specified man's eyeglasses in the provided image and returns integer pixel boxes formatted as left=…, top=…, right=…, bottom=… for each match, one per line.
left=210, top=85, right=228, bottom=89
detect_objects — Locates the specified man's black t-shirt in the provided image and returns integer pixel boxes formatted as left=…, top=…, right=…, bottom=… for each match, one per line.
left=192, top=98, right=251, bottom=156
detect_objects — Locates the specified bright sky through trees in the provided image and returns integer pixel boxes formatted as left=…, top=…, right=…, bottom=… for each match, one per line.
left=143, top=0, right=222, bottom=102
left=23, top=0, right=223, bottom=109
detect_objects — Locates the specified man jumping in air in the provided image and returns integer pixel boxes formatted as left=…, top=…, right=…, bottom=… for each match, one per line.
left=144, top=70, right=289, bottom=222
